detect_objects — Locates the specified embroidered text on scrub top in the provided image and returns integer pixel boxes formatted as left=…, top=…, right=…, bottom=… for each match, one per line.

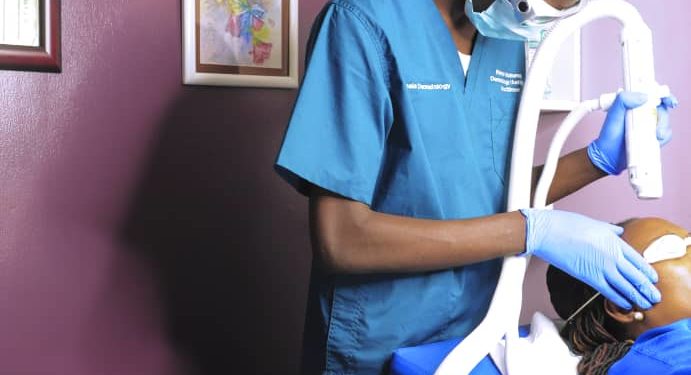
left=490, top=69, right=524, bottom=93
left=406, top=51, right=471, bottom=91
left=406, top=82, right=453, bottom=91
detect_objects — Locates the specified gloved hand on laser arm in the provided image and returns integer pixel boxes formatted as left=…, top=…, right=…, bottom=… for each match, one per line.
left=519, top=208, right=661, bottom=310
left=588, top=91, right=679, bottom=176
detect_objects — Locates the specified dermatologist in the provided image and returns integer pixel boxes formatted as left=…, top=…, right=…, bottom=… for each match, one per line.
left=274, top=0, right=677, bottom=374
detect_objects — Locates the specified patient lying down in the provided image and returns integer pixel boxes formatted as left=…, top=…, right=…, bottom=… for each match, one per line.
left=547, top=217, right=691, bottom=375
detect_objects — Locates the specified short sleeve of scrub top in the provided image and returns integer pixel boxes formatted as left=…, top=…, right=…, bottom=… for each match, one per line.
left=275, top=3, right=393, bottom=206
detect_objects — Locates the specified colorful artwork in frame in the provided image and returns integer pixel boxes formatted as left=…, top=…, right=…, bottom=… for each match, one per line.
left=183, top=0, right=298, bottom=88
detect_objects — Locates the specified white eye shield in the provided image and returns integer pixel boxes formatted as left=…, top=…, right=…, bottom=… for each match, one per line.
left=643, top=234, right=691, bottom=264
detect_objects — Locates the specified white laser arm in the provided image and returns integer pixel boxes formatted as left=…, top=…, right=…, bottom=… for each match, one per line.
left=434, top=1, right=666, bottom=374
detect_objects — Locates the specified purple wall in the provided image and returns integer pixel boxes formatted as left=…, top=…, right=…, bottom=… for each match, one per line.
left=0, top=0, right=325, bottom=374
left=523, top=0, right=691, bottom=321
left=1, top=0, right=688, bottom=372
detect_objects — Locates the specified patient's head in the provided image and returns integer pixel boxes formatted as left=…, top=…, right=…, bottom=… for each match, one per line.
left=547, top=217, right=691, bottom=374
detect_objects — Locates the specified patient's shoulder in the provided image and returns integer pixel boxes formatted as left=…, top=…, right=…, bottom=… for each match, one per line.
left=609, top=318, right=691, bottom=374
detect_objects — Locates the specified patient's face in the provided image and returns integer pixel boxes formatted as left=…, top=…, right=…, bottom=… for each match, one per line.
left=621, top=218, right=691, bottom=329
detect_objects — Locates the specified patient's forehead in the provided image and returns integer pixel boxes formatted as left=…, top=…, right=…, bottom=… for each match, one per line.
left=621, top=217, right=688, bottom=253
left=621, top=218, right=691, bottom=328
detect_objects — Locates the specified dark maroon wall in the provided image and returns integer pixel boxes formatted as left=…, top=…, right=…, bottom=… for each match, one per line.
left=0, top=0, right=325, bottom=374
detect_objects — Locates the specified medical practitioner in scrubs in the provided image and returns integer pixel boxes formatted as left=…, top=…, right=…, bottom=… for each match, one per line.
left=274, top=0, right=678, bottom=374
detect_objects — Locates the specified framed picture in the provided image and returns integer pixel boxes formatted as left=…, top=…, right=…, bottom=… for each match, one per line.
left=183, top=0, right=298, bottom=88
left=0, top=0, right=61, bottom=72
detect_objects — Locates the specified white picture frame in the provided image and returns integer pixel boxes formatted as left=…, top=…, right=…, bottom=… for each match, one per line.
left=182, top=0, right=298, bottom=88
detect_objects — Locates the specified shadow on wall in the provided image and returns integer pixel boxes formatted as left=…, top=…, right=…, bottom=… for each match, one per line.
left=119, top=87, right=311, bottom=375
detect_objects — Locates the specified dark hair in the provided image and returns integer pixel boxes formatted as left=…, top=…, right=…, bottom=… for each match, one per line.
left=546, top=266, right=632, bottom=375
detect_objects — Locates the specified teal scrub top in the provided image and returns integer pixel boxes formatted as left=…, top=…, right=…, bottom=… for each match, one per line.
left=275, top=0, right=525, bottom=373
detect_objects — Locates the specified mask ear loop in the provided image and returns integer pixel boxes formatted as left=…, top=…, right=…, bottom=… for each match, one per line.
left=562, top=292, right=601, bottom=328
left=562, top=236, right=690, bottom=330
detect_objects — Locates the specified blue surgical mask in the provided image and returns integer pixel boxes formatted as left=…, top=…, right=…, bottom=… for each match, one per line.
left=465, top=0, right=585, bottom=41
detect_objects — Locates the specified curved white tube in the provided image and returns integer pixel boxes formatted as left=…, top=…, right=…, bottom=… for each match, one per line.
left=533, top=100, right=598, bottom=209
left=434, top=97, right=603, bottom=374
left=532, top=95, right=616, bottom=209
left=434, top=1, right=654, bottom=374
left=433, top=256, right=527, bottom=375
left=508, top=0, right=647, bottom=214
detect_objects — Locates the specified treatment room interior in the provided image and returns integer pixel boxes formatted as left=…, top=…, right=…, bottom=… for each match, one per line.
left=0, top=0, right=689, bottom=374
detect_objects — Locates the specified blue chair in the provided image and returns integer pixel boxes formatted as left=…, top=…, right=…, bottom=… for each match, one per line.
left=390, top=326, right=530, bottom=375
